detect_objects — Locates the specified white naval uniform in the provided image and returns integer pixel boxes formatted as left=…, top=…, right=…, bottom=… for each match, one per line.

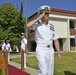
left=21, top=38, right=27, bottom=69
left=2, top=43, right=6, bottom=51
left=5, top=43, right=10, bottom=62
left=33, top=22, right=59, bottom=75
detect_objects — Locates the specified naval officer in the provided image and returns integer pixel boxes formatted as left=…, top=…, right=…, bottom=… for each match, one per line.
left=1, top=40, right=6, bottom=52
left=20, top=33, right=27, bottom=70
left=5, top=40, right=11, bottom=62
left=27, top=5, right=61, bottom=75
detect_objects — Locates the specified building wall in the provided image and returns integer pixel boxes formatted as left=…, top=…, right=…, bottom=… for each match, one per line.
left=49, top=17, right=68, bottom=38
left=63, top=38, right=70, bottom=52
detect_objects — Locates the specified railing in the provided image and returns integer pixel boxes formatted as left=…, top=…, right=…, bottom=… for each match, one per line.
left=70, top=29, right=76, bottom=35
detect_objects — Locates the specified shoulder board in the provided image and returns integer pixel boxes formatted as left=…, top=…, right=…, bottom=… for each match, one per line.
left=49, top=23, right=55, bottom=31
left=49, top=23, right=54, bottom=27
left=38, top=21, right=41, bottom=24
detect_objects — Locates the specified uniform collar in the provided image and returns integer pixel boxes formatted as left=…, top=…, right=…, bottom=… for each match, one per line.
left=42, top=23, right=49, bottom=27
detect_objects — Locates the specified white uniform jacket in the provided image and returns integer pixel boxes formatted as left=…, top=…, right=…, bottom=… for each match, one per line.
left=33, top=22, right=59, bottom=45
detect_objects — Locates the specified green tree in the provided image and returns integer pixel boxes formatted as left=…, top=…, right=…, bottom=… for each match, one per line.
left=0, top=3, right=25, bottom=42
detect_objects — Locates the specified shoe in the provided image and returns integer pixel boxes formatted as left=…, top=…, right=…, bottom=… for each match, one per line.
left=20, top=67, right=25, bottom=70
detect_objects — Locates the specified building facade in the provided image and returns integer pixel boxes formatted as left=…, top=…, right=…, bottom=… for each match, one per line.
left=28, top=8, right=76, bottom=52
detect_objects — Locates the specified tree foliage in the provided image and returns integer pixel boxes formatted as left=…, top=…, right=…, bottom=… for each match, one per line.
left=0, top=3, right=25, bottom=42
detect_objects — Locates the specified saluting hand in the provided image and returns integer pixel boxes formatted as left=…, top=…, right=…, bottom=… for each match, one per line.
left=38, top=13, right=45, bottom=20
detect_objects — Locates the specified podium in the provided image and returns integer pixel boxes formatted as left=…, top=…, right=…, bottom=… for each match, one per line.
left=21, top=50, right=24, bottom=70
left=0, top=51, right=8, bottom=75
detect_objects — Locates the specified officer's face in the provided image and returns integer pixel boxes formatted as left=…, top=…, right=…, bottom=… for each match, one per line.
left=20, top=35, right=24, bottom=39
left=2, top=42, right=4, bottom=44
left=45, top=13, right=49, bottom=15
left=40, top=12, right=49, bottom=15
left=6, top=42, right=8, bottom=44
left=42, top=13, right=49, bottom=20
left=20, top=35, right=25, bottom=39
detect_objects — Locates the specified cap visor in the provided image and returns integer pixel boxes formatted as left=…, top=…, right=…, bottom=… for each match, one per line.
left=40, top=10, right=50, bottom=13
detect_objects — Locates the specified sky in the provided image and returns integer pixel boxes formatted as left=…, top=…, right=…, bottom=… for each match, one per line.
left=0, top=0, right=76, bottom=17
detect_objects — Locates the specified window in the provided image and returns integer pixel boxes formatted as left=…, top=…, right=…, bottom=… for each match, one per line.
left=70, top=38, right=75, bottom=46
left=70, top=21, right=74, bottom=29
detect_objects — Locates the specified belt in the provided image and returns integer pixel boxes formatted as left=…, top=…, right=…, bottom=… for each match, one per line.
left=37, top=44, right=52, bottom=48
left=47, top=45, right=50, bottom=48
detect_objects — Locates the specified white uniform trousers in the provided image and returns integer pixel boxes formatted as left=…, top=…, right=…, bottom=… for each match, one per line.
left=20, top=51, right=27, bottom=69
left=24, top=52, right=27, bottom=68
left=8, top=52, right=10, bottom=62
left=36, top=44, right=54, bottom=75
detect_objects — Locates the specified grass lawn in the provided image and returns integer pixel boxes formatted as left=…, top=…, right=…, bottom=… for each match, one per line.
left=11, top=52, right=76, bottom=75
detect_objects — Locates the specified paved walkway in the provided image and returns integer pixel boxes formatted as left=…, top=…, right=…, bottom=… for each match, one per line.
left=9, top=53, right=38, bottom=75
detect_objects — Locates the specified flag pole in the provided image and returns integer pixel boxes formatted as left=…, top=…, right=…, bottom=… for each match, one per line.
left=25, top=0, right=28, bottom=40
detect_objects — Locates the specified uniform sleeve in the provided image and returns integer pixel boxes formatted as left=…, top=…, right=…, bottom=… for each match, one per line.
left=2, top=43, right=6, bottom=50
left=8, top=44, right=10, bottom=47
left=24, top=39, right=27, bottom=44
left=53, top=31, right=59, bottom=40
left=33, top=24, right=39, bottom=31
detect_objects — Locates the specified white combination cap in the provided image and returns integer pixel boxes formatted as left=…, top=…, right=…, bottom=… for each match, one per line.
left=6, top=40, right=10, bottom=42
left=2, top=40, right=5, bottom=42
left=20, top=33, right=26, bottom=36
left=38, top=5, right=51, bottom=14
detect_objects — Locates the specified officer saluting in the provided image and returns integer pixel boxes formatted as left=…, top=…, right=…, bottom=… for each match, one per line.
left=27, top=5, right=61, bottom=75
